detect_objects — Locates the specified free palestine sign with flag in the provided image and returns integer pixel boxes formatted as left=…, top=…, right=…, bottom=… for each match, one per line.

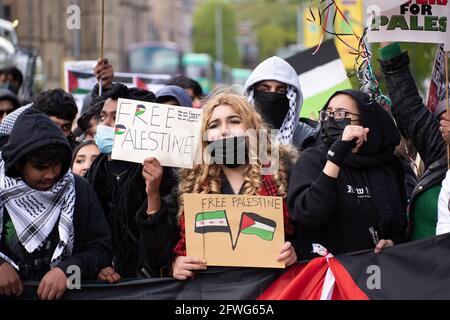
left=183, top=193, right=285, bottom=268
left=111, top=98, right=203, bottom=169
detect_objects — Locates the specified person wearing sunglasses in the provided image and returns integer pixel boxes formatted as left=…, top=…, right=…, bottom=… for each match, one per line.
left=287, top=89, right=407, bottom=259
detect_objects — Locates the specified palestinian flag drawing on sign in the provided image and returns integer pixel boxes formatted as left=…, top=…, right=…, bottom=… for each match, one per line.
left=238, top=212, right=276, bottom=241
left=135, top=105, right=146, bottom=117
left=115, top=124, right=126, bottom=135
left=194, top=210, right=231, bottom=234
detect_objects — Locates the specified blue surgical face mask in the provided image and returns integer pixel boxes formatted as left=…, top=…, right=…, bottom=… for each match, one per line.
left=95, top=124, right=115, bottom=155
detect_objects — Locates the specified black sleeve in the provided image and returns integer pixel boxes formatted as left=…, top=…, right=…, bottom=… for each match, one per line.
left=390, top=226, right=407, bottom=246
left=90, top=83, right=115, bottom=105
left=380, top=52, right=446, bottom=168
left=57, top=179, right=113, bottom=280
left=136, top=190, right=180, bottom=276
left=287, top=147, right=339, bottom=228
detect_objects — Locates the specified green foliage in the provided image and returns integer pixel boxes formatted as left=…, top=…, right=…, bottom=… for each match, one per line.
left=193, top=0, right=240, bottom=67
left=256, top=24, right=286, bottom=58
left=234, top=0, right=300, bottom=60
left=195, top=0, right=436, bottom=96
left=355, top=43, right=437, bottom=97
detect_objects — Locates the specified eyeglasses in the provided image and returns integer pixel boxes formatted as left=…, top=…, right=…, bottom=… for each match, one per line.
left=319, top=110, right=360, bottom=122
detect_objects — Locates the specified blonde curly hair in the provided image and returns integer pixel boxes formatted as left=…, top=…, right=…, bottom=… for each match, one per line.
left=178, top=89, right=298, bottom=218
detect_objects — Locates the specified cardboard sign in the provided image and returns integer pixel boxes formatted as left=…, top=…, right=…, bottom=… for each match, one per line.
left=367, top=0, right=450, bottom=48
left=111, top=99, right=203, bottom=168
left=183, top=193, right=285, bottom=269
left=364, top=0, right=409, bottom=12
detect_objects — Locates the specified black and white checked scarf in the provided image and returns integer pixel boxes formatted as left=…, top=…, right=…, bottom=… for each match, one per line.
left=0, top=159, right=76, bottom=269
left=248, top=86, right=298, bottom=145
left=0, top=104, right=31, bottom=135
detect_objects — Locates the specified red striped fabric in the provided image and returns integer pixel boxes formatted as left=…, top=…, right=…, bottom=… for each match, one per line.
left=258, top=257, right=369, bottom=300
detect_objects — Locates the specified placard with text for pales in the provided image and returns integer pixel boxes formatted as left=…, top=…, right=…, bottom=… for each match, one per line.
left=111, top=98, right=203, bottom=168
left=366, top=0, right=450, bottom=50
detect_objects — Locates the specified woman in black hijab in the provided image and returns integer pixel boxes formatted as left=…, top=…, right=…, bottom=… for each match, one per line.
left=287, top=89, right=407, bottom=260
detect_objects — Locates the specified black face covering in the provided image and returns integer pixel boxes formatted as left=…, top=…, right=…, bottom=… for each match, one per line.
left=320, top=117, right=351, bottom=145
left=207, top=136, right=248, bottom=168
left=253, top=90, right=290, bottom=129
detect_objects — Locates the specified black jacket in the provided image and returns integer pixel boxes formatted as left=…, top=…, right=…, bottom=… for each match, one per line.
left=136, top=187, right=180, bottom=276
left=86, top=82, right=176, bottom=278
left=287, top=90, right=407, bottom=260
left=58, top=175, right=114, bottom=279
left=379, top=52, right=447, bottom=234
left=0, top=108, right=113, bottom=280
left=86, top=154, right=176, bottom=278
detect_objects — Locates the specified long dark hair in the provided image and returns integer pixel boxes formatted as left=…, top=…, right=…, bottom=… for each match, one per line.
left=71, top=140, right=98, bottom=168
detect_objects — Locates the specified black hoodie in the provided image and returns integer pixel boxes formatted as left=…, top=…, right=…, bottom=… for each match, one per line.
left=0, top=109, right=113, bottom=280
left=287, top=90, right=407, bottom=260
left=2, top=108, right=72, bottom=177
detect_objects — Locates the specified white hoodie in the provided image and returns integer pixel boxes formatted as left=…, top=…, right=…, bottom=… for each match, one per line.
left=437, top=170, right=450, bottom=235
left=244, top=56, right=316, bottom=147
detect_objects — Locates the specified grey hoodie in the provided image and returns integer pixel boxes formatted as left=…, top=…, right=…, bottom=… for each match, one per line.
left=244, top=56, right=318, bottom=149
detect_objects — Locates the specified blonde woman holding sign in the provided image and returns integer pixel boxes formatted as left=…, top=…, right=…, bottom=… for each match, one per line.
left=137, top=90, right=298, bottom=280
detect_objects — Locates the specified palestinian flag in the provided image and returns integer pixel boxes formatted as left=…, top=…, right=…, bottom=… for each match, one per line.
left=259, top=233, right=450, bottom=300
left=238, top=212, right=276, bottom=241
left=67, top=70, right=97, bottom=95
left=115, top=124, right=126, bottom=135
left=113, top=74, right=134, bottom=87
left=135, top=77, right=148, bottom=90
left=14, top=233, right=450, bottom=300
left=426, top=43, right=449, bottom=117
left=286, top=39, right=352, bottom=119
left=195, top=210, right=231, bottom=234
left=135, top=105, right=146, bottom=117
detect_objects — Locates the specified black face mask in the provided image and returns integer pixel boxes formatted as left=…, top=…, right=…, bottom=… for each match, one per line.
left=66, top=133, right=77, bottom=148
left=253, top=90, right=290, bottom=129
left=320, top=117, right=351, bottom=145
left=207, top=136, right=248, bottom=168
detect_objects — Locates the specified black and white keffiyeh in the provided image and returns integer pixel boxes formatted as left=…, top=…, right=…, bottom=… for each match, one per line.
left=0, top=159, right=76, bottom=268
left=248, top=86, right=298, bottom=145
left=0, top=104, right=31, bottom=135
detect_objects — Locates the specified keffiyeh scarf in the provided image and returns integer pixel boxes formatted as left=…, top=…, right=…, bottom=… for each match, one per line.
left=0, top=159, right=76, bottom=269
left=248, top=86, right=298, bottom=145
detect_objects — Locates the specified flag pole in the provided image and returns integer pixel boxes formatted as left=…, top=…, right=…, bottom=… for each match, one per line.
left=446, top=51, right=449, bottom=169
left=232, top=214, right=244, bottom=250
left=99, top=0, right=105, bottom=97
